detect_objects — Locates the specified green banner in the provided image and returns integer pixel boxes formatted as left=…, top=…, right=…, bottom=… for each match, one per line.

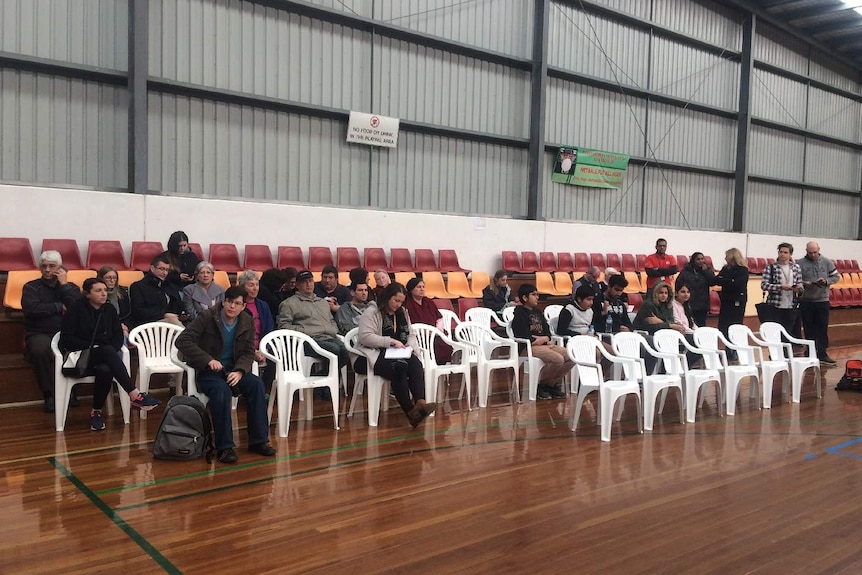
left=551, top=146, right=630, bottom=189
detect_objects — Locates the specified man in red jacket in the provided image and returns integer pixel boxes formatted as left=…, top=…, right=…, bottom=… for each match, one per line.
left=644, top=238, right=678, bottom=298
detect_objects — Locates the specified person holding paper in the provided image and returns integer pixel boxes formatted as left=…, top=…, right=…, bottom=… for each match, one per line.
left=358, top=282, right=436, bottom=428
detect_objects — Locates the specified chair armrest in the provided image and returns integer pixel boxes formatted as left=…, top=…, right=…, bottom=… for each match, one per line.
left=512, top=337, right=533, bottom=360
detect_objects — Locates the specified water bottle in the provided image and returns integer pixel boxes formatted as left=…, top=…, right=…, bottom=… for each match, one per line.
left=605, top=312, right=613, bottom=334
left=588, top=325, right=595, bottom=335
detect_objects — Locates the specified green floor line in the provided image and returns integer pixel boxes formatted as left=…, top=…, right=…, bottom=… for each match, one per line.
left=48, top=457, right=183, bottom=575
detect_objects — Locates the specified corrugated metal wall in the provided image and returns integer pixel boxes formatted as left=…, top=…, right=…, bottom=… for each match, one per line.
left=801, top=190, right=859, bottom=240
left=646, top=104, right=736, bottom=170
left=751, top=69, right=807, bottom=127
left=748, top=126, right=805, bottom=182
left=744, top=182, right=802, bottom=235
left=807, top=87, right=861, bottom=142
left=805, top=142, right=862, bottom=191
left=0, top=69, right=127, bottom=188
left=753, top=22, right=809, bottom=77
left=652, top=0, right=741, bottom=51
left=650, top=38, right=739, bottom=111
left=0, top=0, right=128, bottom=70
left=642, top=168, right=733, bottom=231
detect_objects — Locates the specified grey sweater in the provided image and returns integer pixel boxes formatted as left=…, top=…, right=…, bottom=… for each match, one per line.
left=797, top=255, right=839, bottom=303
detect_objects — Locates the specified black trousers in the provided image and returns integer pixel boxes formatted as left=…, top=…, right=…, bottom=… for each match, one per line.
left=717, top=303, right=745, bottom=339
left=87, top=346, right=134, bottom=410
left=799, top=301, right=830, bottom=357
left=25, top=333, right=55, bottom=396
left=373, top=354, right=425, bottom=415
left=691, top=309, right=708, bottom=329
left=773, top=307, right=799, bottom=340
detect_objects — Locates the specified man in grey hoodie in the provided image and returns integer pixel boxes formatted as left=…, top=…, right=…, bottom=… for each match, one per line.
left=797, top=241, right=839, bottom=366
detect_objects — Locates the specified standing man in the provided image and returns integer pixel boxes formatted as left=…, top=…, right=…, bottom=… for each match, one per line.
left=175, top=286, right=276, bottom=464
left=22, top=251, right=82, bottom=412
left=797, top=241, right=839, bottom=366
left=644, top=238, right=678, bottom=297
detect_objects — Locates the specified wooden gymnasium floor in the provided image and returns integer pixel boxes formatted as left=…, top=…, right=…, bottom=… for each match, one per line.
left=3, top=347, right=862, bottom=575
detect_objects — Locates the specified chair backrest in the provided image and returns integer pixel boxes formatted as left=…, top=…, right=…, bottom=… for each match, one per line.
left=557, top=252, right=575, bottom=272
left=465, top=307, right=497, bottom=328
left=412, top=323, right=444, bottom=363
left=457, top=297, right=479, bottom=321
left=520, top=252, right=540, bottom=272
left=758, top=322, right=791, bottom=361
left=606, top=253, right=622, bottom=270
left=209, top=244, right=243, bottom=272
left=363, top=247, right=389, bottom=272
left=414, top=249, right=438, bottom=272
left=3, top=270, right=42, bottom=309
left=439, top=249, right=468, bottom=272
left=421, top=271, right=450, bottom=299
left=87, top=240, right=128, bottom=270
left=438, top=309, right=461, bottom=337
left=501, top=251, right=521, bottom=272
left=728, top=324, right=757, bottom=365
left=470, top=271, right=490, bottom=293
left=307, top=246, right=334, bottom=271
left=129, top=322, right=185, bottom=362
left=130, top=241, right=165, bottom=271
left=567, top=336, right=604, bottom=388
left=611, top=332, right=646, bottom=379
left=0, top=237, right=37, bottom=271
left=636, top=254, right=647, bottom=271
left=501, top=306, right=515, bottom=324
left=277, top=246, right=306, bottom=269
left=590, top=253, right=606, bottom=269
left=336, top=247, right=362, bottom=272
left=244, top=244, right=274, bottom=271
left=390, top=248, right=415, bottom=272
left=539, top=252, right=557, bottom=271
left=434, top=298, right=455, bottom=312
left=261, top=329, right=333, bottom=376
left=543, top=304, right=563, bottom=322
left=676, top=254, right=689, bottom=269
left=621, top=253, right=637, bottom=272
left=692, top=327, right=725, bottom=370
left=651, top=330, right=687, bottom=375
left=454, top=321, right=498, bottom=361
left=42, top=239, right=84, bottom=270
left=574, top=252, right=590, bottom=272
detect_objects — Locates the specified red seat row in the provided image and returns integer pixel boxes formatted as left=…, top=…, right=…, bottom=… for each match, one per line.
left=501, top=251, right=718, bottom=274
left=836, top=259, right=861, bottom=273
left=830, top=287, right=862, bottom=308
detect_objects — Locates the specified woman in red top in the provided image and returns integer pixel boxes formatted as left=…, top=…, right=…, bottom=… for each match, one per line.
left=403, top=277, right=453, bottom=364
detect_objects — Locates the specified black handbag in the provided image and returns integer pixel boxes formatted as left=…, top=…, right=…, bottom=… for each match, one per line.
left=61, top=313, right=101, bottom=378
left=755, top=291, right=775, bottom=323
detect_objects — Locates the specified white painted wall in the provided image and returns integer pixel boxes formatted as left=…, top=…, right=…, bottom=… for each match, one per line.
left=2, top=184, right=859, bottom=271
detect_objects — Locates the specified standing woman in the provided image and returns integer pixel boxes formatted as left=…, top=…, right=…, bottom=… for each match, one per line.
left=183, top=261, right=225, bottom=320
left=403, top=277, right=452, bottom=364
left=675, top=252, right=715, bottom=327
left=161, top=231, right=201, bottom=292
left=60, top=278, right=160, bottom=431
left=760, top=242, right=803, bottom=335
left=358, top=283, right=437, bottom=428
left=713, top=248, right=749, bottom=345
left=96, top=266, right=131, bottom=339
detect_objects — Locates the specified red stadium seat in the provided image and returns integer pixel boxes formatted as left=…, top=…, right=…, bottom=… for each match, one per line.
left=709, top=291, right=721, bottom=315
left=574, top=253, right=590, bottom=272
left=848, top=287, right=862, bottom=307
left=520, top=252, right=540, bottom=273
left=434, top=298, right=455, bottom=312
left=590, top=253, right=606, bottom=269
left=87, top=240, right=129, bottom=270
left=209, top=244, right=243, bottom=272
left=621, top=254, right=637, bottom=272
left=244, top=244, right=274, bottom=271
left=130, top=241, right=165, bottom=271
left=187, top=243, right=204, bottom=260
left=756, top=258, right=768, bottom=274
left=456, top=297, right=479, bottom=322
left=390, top=248, right=415, bottom=272
left=0, top=238, right=37, bottom=271
left=363, top=248, right=390, bottom=272
left=766, top=258, right=776, bottom=266
left=414, top=249, right=438, bottom=272
left=557, top=253, right=574, bottom=273
left=676, top=255, right=689, bottom=269
left=704, top=256, right=715, bottom=271
left=627, top=292, right=644, bottom=313
left=42, top=239, right=84, bottom=270
left=308, top=246, right=334, bottom=271
left=502, top=251, right=524, bottom=273
left=606, top=253, right=622, bottom=270
left=852, top=260, right=860, bottom=273
left=636, top=254, right=647, bottom=271
left=539, top=252, right=557, bottom=272
left=336, top=247, right=361, bottom=272
left=746, top=257, right=757, bottom=272
left=439, top=249, right=469, bottom=273
left=277, top=246, right=305, bottom=270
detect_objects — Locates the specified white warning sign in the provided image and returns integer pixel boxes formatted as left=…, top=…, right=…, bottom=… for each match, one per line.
left=346, top=111, right=400, bottom=148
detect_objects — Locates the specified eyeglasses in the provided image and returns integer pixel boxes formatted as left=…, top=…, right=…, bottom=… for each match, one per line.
left=224, top=299, right=245, bottom=307
left=102, top=275, right=118, bottom=281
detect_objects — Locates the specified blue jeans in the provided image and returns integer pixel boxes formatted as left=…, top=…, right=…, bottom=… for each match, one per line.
left=198, top=370, right=269, bottom=451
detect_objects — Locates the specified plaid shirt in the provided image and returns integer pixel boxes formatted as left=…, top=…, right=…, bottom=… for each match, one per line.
left=760, top=262, right=802, bottom=307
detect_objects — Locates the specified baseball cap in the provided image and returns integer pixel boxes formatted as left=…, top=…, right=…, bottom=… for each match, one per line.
left=296, top=270, right=314, bottom=282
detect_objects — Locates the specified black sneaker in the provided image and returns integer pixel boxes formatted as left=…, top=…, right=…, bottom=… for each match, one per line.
left=819, top=355, right=838, bottom=367
left=131, top=393, right=161, bottom=411
left=547, top=385, right=567, bottom=399
left=90, top=410, right=106, bottom=431
left=536, top=386, right=553, bottom=400
left=248, top=442, right=276, bottom=457
left=217, top=448, right=238, bottom=464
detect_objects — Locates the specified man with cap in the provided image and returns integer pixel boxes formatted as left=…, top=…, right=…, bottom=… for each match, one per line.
left=277, top=269, right=349, bottom=372
left=510, top=283, right=574, bottom=400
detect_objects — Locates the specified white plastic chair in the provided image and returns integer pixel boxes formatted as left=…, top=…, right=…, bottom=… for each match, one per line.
left=412, top=323, right=472, bottom=410
left=758, top=322, right=821, bottom=403
left=454, top=322, right=520, bottom=408
left=51, top=333, right=131, bottom=431
left=465, top=307, right=498, bottom=329
left=500, top=306, right=516, bottom=324
left=344, top=327, right=390, bottom=426
left=260, top=330, right=340, bottom=438
left=652, top=329, right=723, bottom=423
left=169, top=345, right=203, bottom=405
left=128, top=322, right=185, bottom=409
left=693, top=327, right=760, bottom=416
left=566, top=335, right=642, bottom=442
left=438, top=309, right=461, bottom=338
left=611, top=332, right=684, bottom=431
left=503, top=321, right=548, bottom=402
left=729, top=324, right=790, bottom=409
left=543, top=304, right=563, bottom=323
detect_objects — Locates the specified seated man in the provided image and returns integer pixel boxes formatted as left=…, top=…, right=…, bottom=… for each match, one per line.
left=314, top=265, right=351, bottom=315
left=130, top=254, right=184, bottom=328
left=557, top=285, right=596, bottom=337
left=573, top=266, right=607, bottom=326
left=601, top=275, right=634, bottom=333
left=22, top=251, right=82, bottom=412
left=278, top=270, right=349, bottom=371
left=335, top=282, right=370, bottom=335
left=175, top=286, right=275, bottom=464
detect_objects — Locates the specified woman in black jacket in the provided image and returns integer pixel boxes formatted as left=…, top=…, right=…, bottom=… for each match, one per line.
left=60, top=278, right=160, bottom=431
left=161, top=230, right=201, bottom=292
left=712, top=248, right=750, bottom=343
left=675, top=252, right=715, bottom=327
left=96, top=266, right=131, bottom=338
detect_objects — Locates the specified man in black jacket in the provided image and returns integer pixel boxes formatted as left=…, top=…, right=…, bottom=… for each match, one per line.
left=22, top=251, right=82, bottom=412
left=129, top=254, right=184, bottom=328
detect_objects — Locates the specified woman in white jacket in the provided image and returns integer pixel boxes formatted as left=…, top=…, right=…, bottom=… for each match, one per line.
left=358, top=282, right=437, bottom=428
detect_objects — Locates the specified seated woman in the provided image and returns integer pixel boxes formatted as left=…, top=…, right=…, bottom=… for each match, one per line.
left=633, top=281, right=687, bottom=335
left=60, top=278, right=160, bottom=431
left=358, top=283, right=436, bottom=428
left=96, top=265, right=131, bottom=338
left=161, top=230, right=201, bottom=293
left=511, top=284, right=573, bottom=400
left=183, top=261, right=225, bottom=320
left=671, top=282, right=698, bottom=335
left=557, top=284, right=595, bottom=337
left=482, top=270, right=516, bottom=315
left=403, top=277, right=452, bottom=364
left=237, top=270, right=275, bottom=386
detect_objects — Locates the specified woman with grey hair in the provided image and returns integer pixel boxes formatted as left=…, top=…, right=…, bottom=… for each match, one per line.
left=182, top=261, right=225, bottom=320
left=238, top=270, right=275, bottom=386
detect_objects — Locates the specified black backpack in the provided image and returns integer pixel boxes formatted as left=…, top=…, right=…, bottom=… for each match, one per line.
left=153, top=395, right=214, bottom=463
left=836, top=360, right=862, bottom=392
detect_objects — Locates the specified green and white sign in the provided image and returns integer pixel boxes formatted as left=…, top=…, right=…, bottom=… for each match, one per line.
left=552, top=146, right=630, bottom=189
